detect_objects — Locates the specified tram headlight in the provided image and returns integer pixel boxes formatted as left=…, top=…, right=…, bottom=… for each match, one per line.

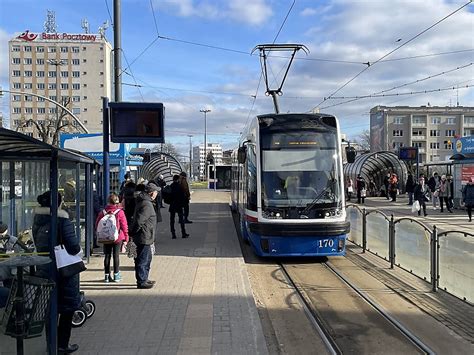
left=325, top=212, right=330, bottom=217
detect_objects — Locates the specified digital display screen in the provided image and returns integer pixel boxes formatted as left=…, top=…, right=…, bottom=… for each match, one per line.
left=399, top=147, right=418, bottom=160
left=110, top=102, right=165, bottom=143
left=262, top=131, right=335, bottom=150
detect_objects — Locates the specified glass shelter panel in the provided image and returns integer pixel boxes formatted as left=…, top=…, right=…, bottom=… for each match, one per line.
left=395, top=220, right=430, bottom=281
left=438, top=233, right=473, bottom=303
left=347, top=207, right=362, bottom=246
left=366, top=213, right=389, bottom=259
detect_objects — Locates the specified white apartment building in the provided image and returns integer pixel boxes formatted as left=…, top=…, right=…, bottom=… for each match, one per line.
left=370, top=105, right=474, bottom=163
left=8, top=29, right=112, bottom=137
left=192, top=143, right=223, bottom=180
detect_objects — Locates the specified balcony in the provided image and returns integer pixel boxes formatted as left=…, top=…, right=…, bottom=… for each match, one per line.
left=411, top=135, right=426, bottom=140
left=411, top=122, right=426, bottom=127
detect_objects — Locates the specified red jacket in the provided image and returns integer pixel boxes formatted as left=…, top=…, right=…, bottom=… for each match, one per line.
left=95, top=204, right=129, bottom=244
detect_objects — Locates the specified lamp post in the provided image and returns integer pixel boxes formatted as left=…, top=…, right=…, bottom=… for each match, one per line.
left=47, top=59, right=66, bottom=127
left=188, top=134, right=193, bottom=179
left=200, top=109, right=211, bottom=181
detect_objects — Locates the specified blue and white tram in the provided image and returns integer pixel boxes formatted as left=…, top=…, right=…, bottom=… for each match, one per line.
left=231, top=113, right=349, bottom=257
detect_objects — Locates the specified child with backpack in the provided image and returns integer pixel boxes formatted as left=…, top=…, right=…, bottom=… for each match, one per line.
left=95, top=193, right=129, bottom=283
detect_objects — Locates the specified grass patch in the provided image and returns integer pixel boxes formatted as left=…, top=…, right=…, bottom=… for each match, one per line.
left=190, top=181, right=208, bottom=189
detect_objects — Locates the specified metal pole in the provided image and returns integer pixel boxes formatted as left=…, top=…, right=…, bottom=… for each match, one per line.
left=270, top=91, right=280, bottom=114
left=200, top=109, right=211, bottom=181
left=188, top=135, right=193, bottom=178
left=114, top=0, right=122, bottom=102
left=431, top=225, right=439, bottom=292
left=103, top=97, right=110, bottom=200
left=390, top=215, right=395, bottom=269
left=362, top=208, right=367, bottom=253
left=416, top=146, right=419, bottom=178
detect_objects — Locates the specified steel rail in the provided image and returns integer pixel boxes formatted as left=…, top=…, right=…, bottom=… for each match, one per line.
left=279, top=263, right=340, bottom=355
left=324, top=261, right=435, bottom=355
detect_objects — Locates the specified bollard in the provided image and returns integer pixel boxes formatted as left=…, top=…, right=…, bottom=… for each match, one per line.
left=431, top=225, right=439, bottom=292
left=362, top=208, right=367, bottom=253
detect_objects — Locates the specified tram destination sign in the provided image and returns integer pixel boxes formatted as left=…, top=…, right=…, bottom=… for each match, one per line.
left=399, top=147, right=418, bottom=161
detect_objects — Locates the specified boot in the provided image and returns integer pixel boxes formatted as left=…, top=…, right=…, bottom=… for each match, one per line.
left=171, top=232, right=177, bottom=239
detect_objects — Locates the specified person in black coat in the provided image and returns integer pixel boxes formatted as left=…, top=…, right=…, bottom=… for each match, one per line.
left=356, top=175, right=366, bottom=204
left=169, top=174, right=189, bottom=239
left=130, top=183, right=158, bottom=289
left=32, top=191, right=81, bottom=354
left=413, top=176, right=429, bottom=216
left=405, top=174, right=415, bottom=205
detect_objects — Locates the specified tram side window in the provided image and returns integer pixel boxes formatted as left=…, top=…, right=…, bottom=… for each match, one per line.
left=247, top=145, right=257, bottom=211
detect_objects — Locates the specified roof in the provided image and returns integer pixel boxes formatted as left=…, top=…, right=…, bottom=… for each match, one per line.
left=0, top=127, right=94, bottom=164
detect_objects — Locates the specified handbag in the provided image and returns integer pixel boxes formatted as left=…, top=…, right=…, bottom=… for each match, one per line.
left=411, top=201, right=420, bottom=213
left=54, top=226, right=86, bottom=278
left=347, top=186, right=353, bottom=193
left=360, top=189, right=367, bottom=197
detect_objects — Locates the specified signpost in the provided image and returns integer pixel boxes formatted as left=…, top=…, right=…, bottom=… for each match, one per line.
left=399, top=147, right=419, bottom=178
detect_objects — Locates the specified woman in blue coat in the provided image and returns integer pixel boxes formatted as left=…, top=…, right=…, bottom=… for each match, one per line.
left=33, top=191, right=81, bottom=354
left=462, top=177, right=474, bottom=222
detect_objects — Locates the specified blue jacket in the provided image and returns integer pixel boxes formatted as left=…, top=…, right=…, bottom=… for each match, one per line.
left=32, top=207, right=81, bottom=313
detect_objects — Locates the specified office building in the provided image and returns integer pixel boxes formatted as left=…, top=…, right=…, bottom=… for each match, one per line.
left=370, top=105, right=474, bottom=163
left=192, top=143, right=223, bottom=180
left=8, top=26, right=112, bottom=138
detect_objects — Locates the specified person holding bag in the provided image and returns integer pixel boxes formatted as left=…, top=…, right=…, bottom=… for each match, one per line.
left=95, top=193, right=129, bottom=283
left=413, top=176, right=429, bottom=217
left=32, top=191, right=81, bottom=354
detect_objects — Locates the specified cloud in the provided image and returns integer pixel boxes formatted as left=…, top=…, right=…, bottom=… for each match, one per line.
left=300, top=5, right=332, bottom=17
left=155, top=0, right=273, bottom=26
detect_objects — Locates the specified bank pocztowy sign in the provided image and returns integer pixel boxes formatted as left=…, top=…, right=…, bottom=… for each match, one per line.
left=18, top=30, right=97, bottom=42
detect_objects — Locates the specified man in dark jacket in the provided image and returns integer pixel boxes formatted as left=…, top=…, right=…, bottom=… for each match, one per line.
left=169, top=175, right=189, bottom=239
left=131, top=182, right=158, bottom=289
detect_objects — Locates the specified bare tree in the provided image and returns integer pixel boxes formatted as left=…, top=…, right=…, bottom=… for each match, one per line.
left=16, top=97, right=75, bottom=146
left=151, top=142, right=180, bottom=158
left=357, top=129, right=371, bottom=151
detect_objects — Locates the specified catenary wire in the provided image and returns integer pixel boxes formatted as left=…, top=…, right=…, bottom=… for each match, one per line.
left=310, top=0, right=473, bottom=111
left=150, top=0, right=160, bottom=36
left=121, top=49, right=145, bottom=101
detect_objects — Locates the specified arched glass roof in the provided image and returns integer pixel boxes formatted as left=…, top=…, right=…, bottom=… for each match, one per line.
left=343, top=151, right=408, bottom=193
left=140, top=152, right=183, bottom=184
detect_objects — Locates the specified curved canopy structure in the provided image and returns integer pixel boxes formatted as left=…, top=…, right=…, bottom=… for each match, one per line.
left=343, top=151, right=408, bottom=193
left=139, top=152, right=183, bottom=184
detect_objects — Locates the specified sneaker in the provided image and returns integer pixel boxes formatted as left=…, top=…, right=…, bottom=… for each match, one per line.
left=58, top=344, right=79, bottom=354
left=104, top=274, right=111, bottom=283
left=113, top=272, right=122, bottom=282
left=137, top=283, right=154, bottom=289
left=171, top=234, right=177, bottom=239
left=184, top=219, right=193, bottom=224
left=182, top=233, right=190, bottom=238
left=146, top=280, right=156, bottom=285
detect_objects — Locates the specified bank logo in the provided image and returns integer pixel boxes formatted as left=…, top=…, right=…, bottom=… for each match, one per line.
left=456, top=139, right=462, bottom=153
left=18, top=30, right=38, bottom=42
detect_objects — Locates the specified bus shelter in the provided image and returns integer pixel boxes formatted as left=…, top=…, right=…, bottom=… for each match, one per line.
left=0, top=128, right=95, bottom=354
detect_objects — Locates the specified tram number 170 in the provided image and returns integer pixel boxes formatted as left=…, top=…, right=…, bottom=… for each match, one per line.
left=317, top=239, right=334, bottom=248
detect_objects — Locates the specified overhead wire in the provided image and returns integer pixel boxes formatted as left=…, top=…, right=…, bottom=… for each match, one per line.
left=310, top=0, right=473, bottom=111
left=149, top=0, right=160, bottom=36
left=121, top=49, right=145, bottom=101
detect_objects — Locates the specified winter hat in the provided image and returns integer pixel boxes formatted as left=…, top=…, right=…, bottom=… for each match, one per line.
left=145, top=182, right=160, bottom=193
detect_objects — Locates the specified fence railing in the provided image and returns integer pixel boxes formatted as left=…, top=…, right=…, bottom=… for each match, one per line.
left=346, top=204, right=473, bottom=304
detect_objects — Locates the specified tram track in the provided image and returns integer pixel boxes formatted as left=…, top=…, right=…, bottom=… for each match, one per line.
left=280, top=261, right=435, bottom=354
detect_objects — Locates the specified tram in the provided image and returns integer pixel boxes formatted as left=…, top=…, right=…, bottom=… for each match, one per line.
left=231, top=113, right=349, bottom=257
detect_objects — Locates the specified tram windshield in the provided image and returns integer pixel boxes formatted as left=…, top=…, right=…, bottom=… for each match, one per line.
left=261, top=131, right=342, bottom=211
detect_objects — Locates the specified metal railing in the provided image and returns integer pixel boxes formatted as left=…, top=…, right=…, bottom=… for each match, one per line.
left=346, top=204, right=473, bottom=304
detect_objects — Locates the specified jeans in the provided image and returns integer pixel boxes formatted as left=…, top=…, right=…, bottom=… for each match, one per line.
left=58, top=311, right=74, bottom=348
left=104, top=243, right=121, bottom=274
left=134, top=244, right=152, bottom=285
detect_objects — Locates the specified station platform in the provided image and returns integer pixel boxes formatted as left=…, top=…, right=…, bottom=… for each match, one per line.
left=73, top=190, right=268, bottom=355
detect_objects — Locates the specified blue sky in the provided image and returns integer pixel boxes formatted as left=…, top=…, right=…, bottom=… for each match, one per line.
left=0, top=0, right=473, bottom=156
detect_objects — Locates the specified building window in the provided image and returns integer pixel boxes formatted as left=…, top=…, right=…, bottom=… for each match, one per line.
left=430, top=130, right=440, bottom=137
left=60, top=47, right=68, bottom=53
left=413, top=142, right=423, bottom=148
left=431, top=117, right=441, bottom=124
left=37, top=83, right=45, bottom=90
left=72, top=96, right=80, bottom=102
left=393, top=130, right=403, bottom=137
left=25, top=132, right=33, bottom=137
left=49, top=95, right=57, bottom=102
left=48, top=71, right=56, bottom=77
left=49, top=108, right=57, bottom=114
left=37, top=108, right=46, bottom=114
left=82, top=46, right=87, bottom=51
left=83, top=108, right=88, bottom=112
left=24, top=46, right=32, bottom=52
left=393, top=117, right=404, bottom=124
left=100, top=84, right=104, bottom=88
left=24, top=83, right=33, bottom=89
left=37, top=97, right=45, bottom=102
left=72, top=59, right=80, bottom=65
left=12, top=45, right=20, bottom=52
left=12, top=58, right=20, bottom=64
left=82, top=59, right=87, bottom=63
left=444, top=141, right=453, bottom=149
left=36, top=46, right=44, bottom=52
left=82, top=71, right=87, bottom=75
left=13, top=83, right=21, bottom=89
left=13, top=95, right=21, bottom=101
left=83, top=120, right=88, bottom=125
left=61, top=83, right=69, bottom=90
left=412, top=115, right=425, bottom=124
left=446, top=117, right=455, bottom=125
left=464, top=116, right=474, bottom=125
left=24, top=58, right=32, bottom=65
left=48, top=46, right=56, bottom=53
left=12, top=70, right=21, bottom=77
left=48, top=83, right=56, bottom=90
left=430, top=142, right=440, bottom=149
left=72, top=107, right=81, bottom=114
left=25, top=107, right=33, bottom=114
left=392, top=142, right=404, bottom=148
left=72, top=47, right=80, bottom=53
left=72, top=83, right=80, bottom=90
left=61, top=71, right=69, bottom=78
left=445, top=129, right=455, bottom=137
left=83, top=84, right=87, bottom=88
left=13, top=108, right=21, bottom=114
left=72, top=71, right=80, bottom=77
left=99, top=59, right=104, bottom=63
left=412, top=129, right=424, bottom=136
left=99, top=72, right=103, bottom=75
left=36, top=58, right=44, bottom=65
left=464, top=128, right=474, bottom=136
left=36, top=71, right=45, bottom=77
left=24, top=71, right=33, bottom=77
left=83, top=96, right=87, bottom=100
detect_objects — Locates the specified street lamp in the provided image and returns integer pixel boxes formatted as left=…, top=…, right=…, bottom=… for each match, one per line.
left=200, top=109, right=211, bottom=180
left=188, top=134, right=193, bottom=179
left=47, top=59, right=68, bottom=128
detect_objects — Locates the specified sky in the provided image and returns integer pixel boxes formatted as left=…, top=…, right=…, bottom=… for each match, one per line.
left=0, top=0, right=473, bottom=157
